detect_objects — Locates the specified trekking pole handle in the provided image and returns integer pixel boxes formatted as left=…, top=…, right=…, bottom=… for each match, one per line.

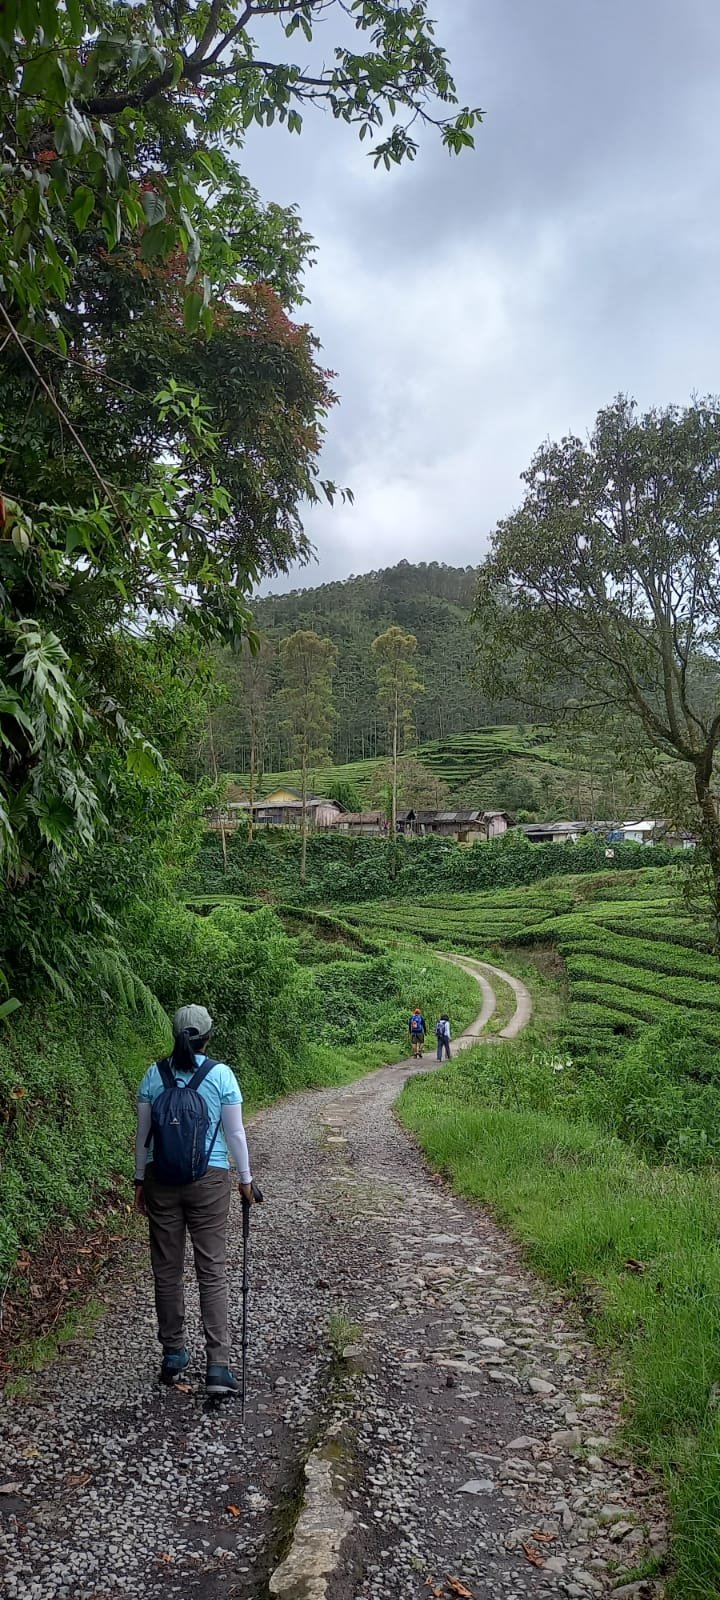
left=242, top=1180, right=264, bottom=1239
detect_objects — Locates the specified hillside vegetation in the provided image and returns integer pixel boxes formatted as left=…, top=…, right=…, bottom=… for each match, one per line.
left=248, top=724, right=586, bottom=814
left=0, top=898, right=478, bottom=1296
left=203, top=562, right=658, bottom=818
left=190, top=827, right=677, bottom=906
left=340, top=865, right=718, bottom=1073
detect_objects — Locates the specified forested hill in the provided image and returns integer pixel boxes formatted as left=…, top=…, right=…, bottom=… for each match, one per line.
left=229, top=560, right=518, bottom=770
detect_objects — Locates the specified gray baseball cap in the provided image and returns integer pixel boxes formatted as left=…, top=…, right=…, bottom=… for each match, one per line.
left=173, top=1004, right=213, bottom=1040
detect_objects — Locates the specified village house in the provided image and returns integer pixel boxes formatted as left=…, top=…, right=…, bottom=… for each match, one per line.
left=519, top=817, right=698, bottom=850
left=612, top=819, right=697, bottom=849
left=618, top=818, right=660, bottom=846
left=412, top=810, right=513, bottom=844
left=208, top=788, right=346, bottom=830
left=206, top=796, right=513, bottom=843
left=248, top=790, right=344, bottom=829
left=415, top=809, right=485, bottom=843
left=520, top=820, right=593, bottom=844
left=484, top=810, right=513, bottom=839
left=334, top=810, right=386, bottom=836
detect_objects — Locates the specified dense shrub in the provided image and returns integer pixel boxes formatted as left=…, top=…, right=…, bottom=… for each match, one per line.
left=586, top=1023, right=720, bottom=1166
left=129, top=899, right=320, bottom=1104
left=443, top=1021, right=720, bottom=1171
left=0, top=895, right=480, bottom=1278
left=309, top=950, right=477, bottom=1048
left=0, top=1006, right=164, bottom=1277
left=188, top=827, right=677, bottom=905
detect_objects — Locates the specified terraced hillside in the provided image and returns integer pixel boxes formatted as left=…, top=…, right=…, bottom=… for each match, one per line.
left=249, top=724, right=575, bottom=808
left=340, top=868, right=720, bottom=1062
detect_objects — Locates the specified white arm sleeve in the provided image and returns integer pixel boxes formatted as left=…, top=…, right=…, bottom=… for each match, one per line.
left=221, top=1103, right=252, bottom=1184
left=135, top=1100, right=152, bottom=1181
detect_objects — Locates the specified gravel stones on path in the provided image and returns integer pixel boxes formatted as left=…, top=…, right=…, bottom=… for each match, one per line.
left=0, top=1032, right=666, bottom=1600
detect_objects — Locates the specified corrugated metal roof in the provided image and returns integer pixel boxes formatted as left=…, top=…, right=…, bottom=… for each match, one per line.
left=434, top=810, right=483, bottom=824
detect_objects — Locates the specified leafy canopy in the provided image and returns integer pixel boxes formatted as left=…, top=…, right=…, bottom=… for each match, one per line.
left=279, top=629, right=338, bottom=769
left=474, top=395, right=720, bottom=935
left=372, top=624, right=423, bottom=744
left=1, top=0, right=482, bottom=332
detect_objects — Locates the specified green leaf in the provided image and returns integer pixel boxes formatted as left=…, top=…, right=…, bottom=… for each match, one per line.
left=57, top=111, right=85, bottom=158
left=38, top=0, right=58, bottom=36
left=0, top=996, right=21, bottom=1022
left=105, top=146, right=122, bottom=183
left=65, top=0, right=82, bottom=39
left=21, top=51, right=66, bottom=99
left=184, top=231, right=201, bottom=285
left=141, top=189, right=167, bottom=227
left=34, top=797, right=77, bottom=848
left=71, top=185, right=95, bottom=231
left=65, top=523, right=93, bottom=556
left=183, top=289, right=203, bottom=334
left=140, top=220, right=172, bottom=261
left=126, top=739, right=162, bottom=782
left=101, top=200, right=121, bottom=249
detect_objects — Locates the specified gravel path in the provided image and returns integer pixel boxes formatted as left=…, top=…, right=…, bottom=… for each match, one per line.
left=0, top=968, right=665, bottom=1600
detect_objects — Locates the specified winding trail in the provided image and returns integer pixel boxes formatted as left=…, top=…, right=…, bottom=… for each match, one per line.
left=0, top=960, right=665, bottom=1600
left=439, top=955, right=533, bottom=1041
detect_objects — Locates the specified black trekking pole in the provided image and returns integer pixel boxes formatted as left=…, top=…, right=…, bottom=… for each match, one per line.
left=241, top=1179, right=264, bottom=1423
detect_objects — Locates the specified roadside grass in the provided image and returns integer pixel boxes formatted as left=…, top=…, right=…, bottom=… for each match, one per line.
left=482, top=968, right=518, bottom=1035
left=485, top=947, right=563, bottom=1039
left=398, top=1061, right=720, bottom=1599
left=4, top=1297, right=105, bottom=1393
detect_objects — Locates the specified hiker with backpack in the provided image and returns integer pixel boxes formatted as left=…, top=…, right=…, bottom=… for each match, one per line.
left=435, top=1013, right=451, bottom=1061
left=134, top=1004, right=255, bottom=1397
left=409, top=1006, right=427, bottom=1059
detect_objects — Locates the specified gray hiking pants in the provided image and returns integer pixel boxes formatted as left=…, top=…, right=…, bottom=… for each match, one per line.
left=144, top=1164, right=231, bottom=1366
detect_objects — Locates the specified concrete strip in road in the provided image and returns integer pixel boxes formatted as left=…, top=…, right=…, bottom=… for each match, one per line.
left=438, top=952, right=533, bottom=1042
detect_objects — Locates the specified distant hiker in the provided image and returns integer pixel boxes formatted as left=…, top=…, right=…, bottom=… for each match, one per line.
left=409, top=1006, right=427, bottom=1059
left=134, top=1004, right=255, bottom=1397
left=436, top=1014, right=451, bottom=1061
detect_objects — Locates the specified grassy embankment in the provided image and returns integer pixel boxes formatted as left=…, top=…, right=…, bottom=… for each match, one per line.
left=346, top=868, right=720, bottom=1598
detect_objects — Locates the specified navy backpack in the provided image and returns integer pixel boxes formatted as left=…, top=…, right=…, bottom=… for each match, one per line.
left=147, top=1057, right=221, bottom=1186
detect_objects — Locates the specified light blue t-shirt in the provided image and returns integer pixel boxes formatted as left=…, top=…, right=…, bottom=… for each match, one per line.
left=138, top=1055, right=242, bottom=1170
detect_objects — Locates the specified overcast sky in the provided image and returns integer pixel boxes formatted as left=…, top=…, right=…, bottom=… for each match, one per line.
left=244, top=0, right=720, bottom=593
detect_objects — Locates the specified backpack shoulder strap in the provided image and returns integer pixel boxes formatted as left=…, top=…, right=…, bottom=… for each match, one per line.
left=189, top=1058, right=223, bottom=1163
left=188, top=1057, right=218, bottom=1093
left=144, top=1058, right=175, bottom=1146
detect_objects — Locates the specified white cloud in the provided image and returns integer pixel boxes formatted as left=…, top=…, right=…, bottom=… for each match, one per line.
left=250, top=0, right=720, bottom=592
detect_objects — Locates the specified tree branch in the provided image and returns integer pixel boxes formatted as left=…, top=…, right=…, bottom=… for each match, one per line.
left=0, top=302, right=126, bottom=526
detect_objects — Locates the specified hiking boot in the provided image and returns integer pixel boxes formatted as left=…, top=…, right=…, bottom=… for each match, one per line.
left=206, top=1365, right=240, bottom=1397
left=160, top=1347, right=189, bottom=1385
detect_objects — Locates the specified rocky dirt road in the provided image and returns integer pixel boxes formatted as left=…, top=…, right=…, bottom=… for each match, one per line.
left=0, top=965, right=665, bottom=1600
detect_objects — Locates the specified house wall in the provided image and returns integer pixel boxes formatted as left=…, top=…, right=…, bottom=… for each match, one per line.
left=314, top=804, right=342, bottom=828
